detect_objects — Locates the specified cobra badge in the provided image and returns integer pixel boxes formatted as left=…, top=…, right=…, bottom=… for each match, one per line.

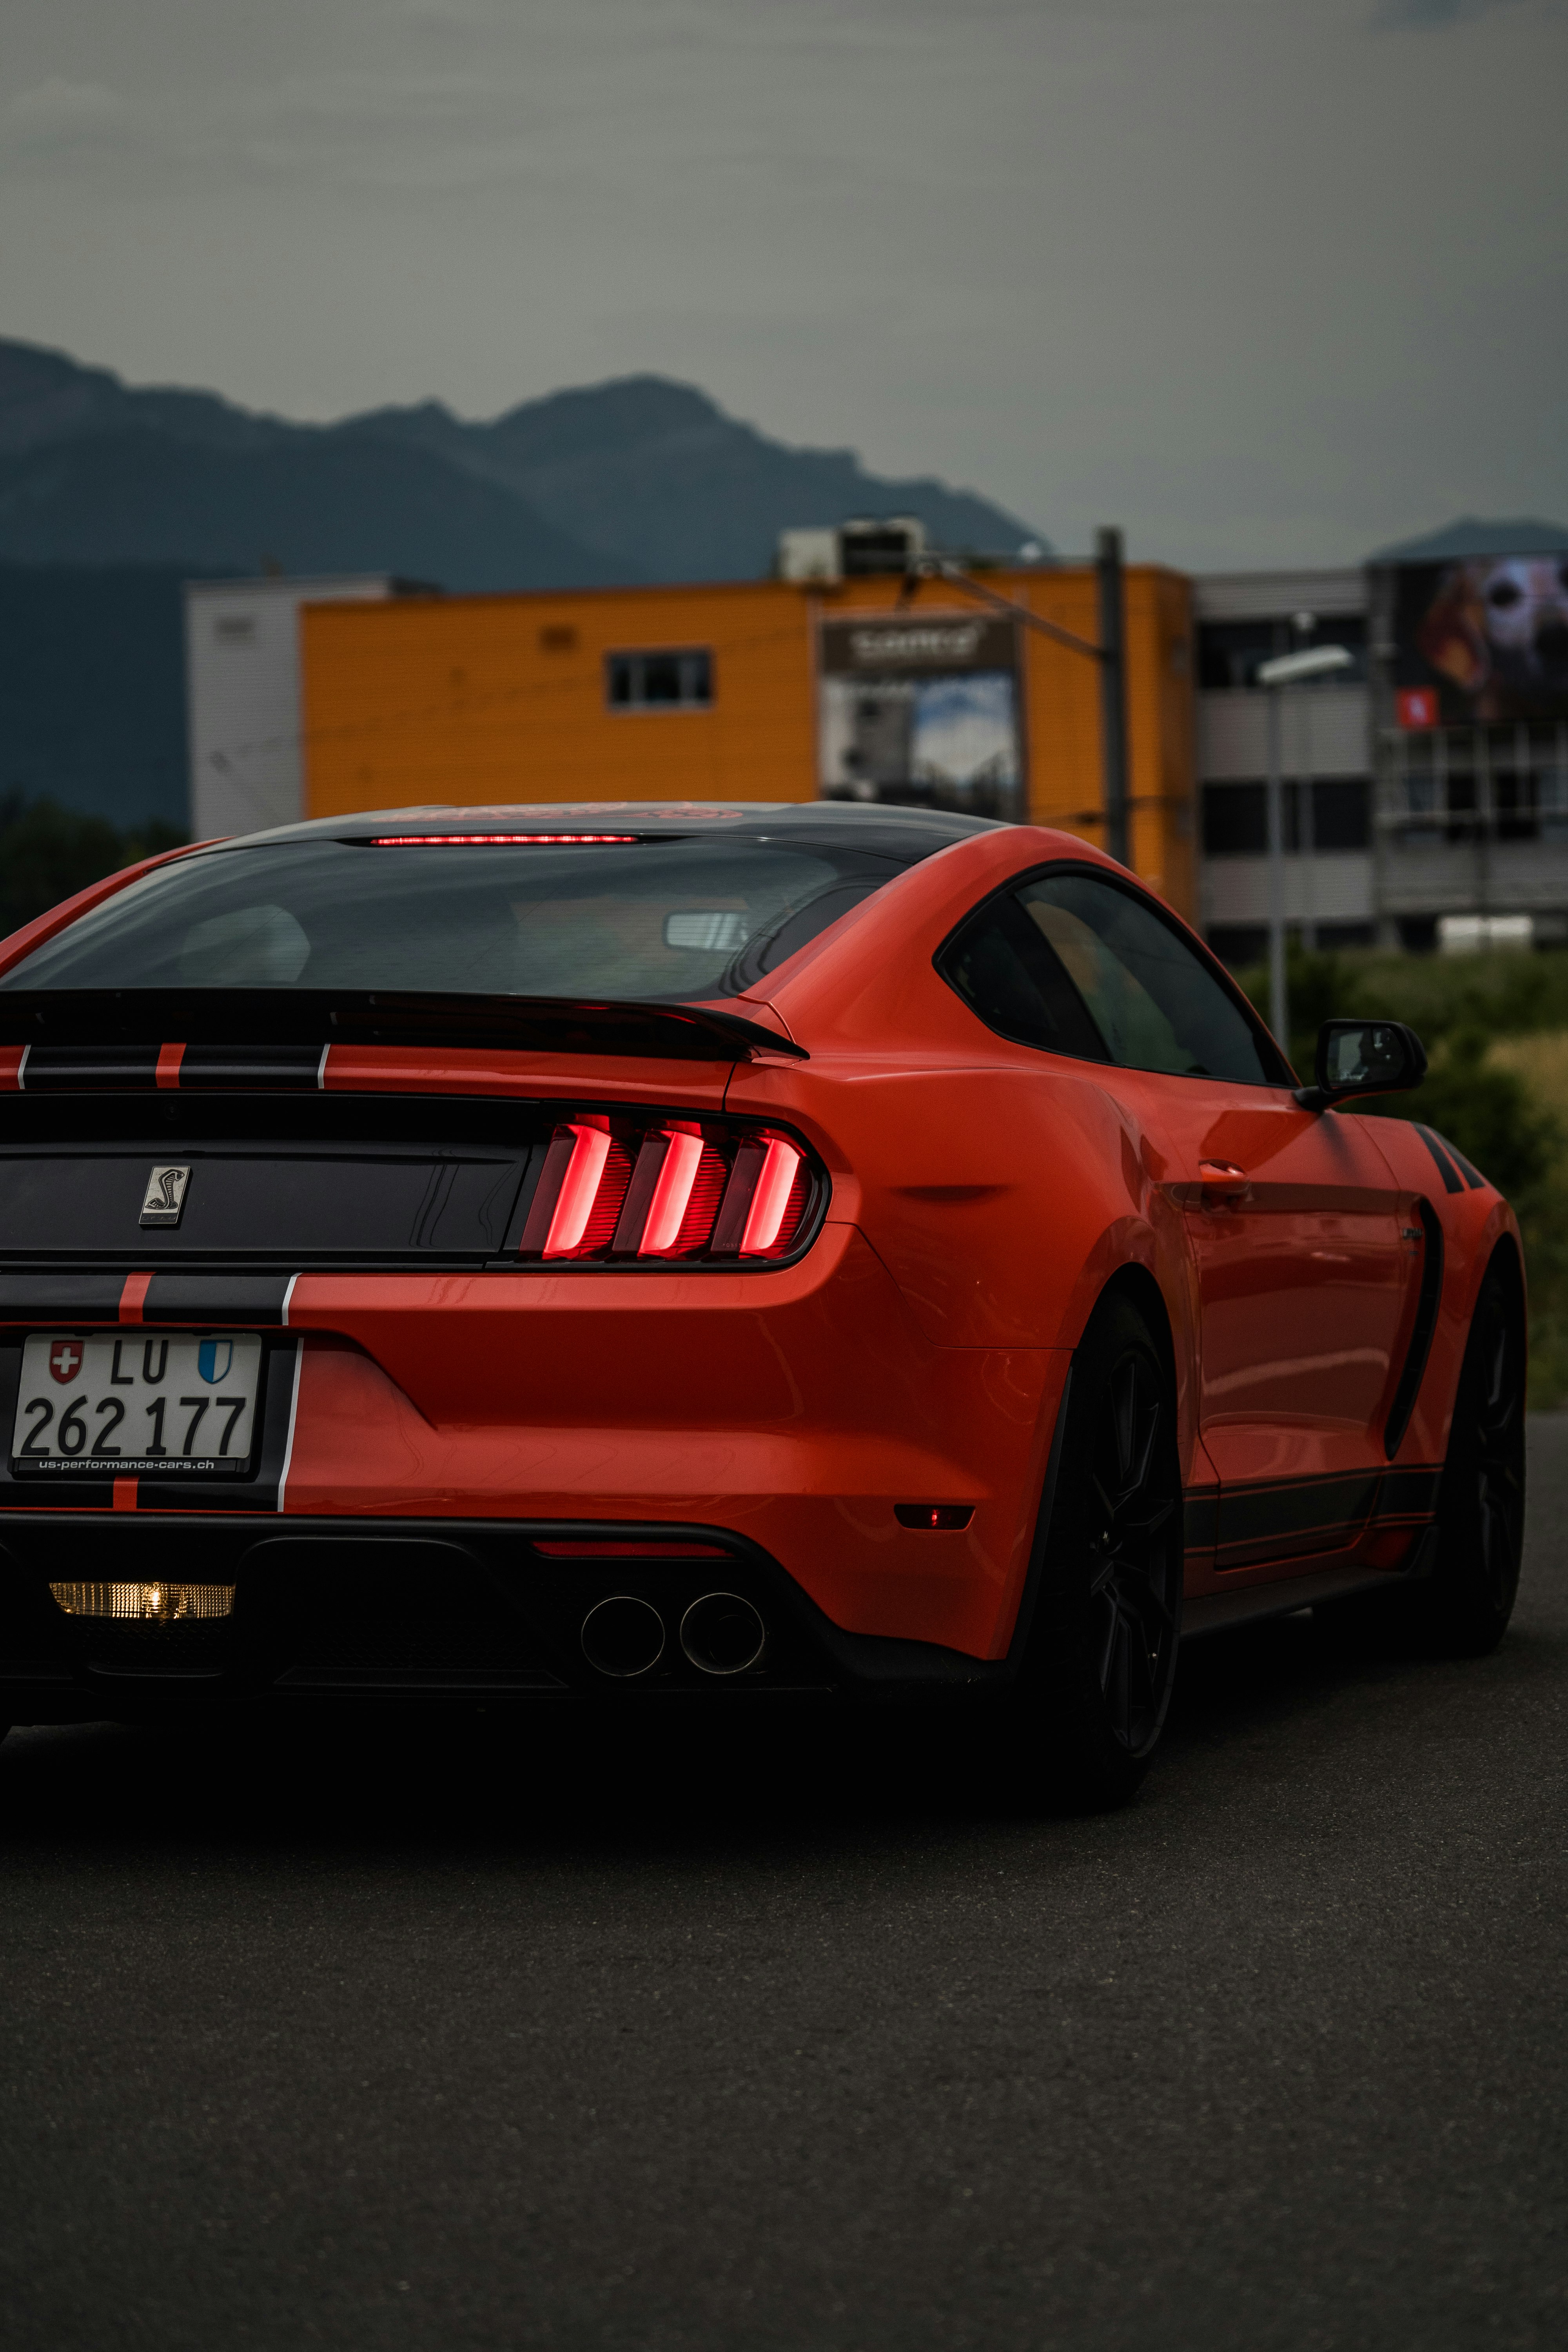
left=139, top=1164, right=192, bottom=1228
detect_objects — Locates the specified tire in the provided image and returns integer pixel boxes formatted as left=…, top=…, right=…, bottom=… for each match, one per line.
left=999, top=1291, right=1183, bottom=1810
left=1407, top=1256, right=1526, bottom=1656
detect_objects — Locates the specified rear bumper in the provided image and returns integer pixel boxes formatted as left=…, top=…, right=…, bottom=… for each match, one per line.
left=1, top=1226, right=1070, bottom=1659
left=0, top=1513, right=1015, bottom=1718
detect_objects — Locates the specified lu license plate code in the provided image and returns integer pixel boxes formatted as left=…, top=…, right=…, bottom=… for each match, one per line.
left=12, top=1332, right=265, bottom=1474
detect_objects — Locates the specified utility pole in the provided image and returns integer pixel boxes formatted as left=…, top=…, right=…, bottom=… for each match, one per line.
left=904, top=529, right=1132, bottom=864
left=1265, top=677, right=1289, bottom=1049
left=1095, top=528, right=1130, bottom=867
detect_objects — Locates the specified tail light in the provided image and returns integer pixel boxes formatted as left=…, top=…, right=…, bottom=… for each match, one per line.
left=514, top=1114, right=820, bottom=1265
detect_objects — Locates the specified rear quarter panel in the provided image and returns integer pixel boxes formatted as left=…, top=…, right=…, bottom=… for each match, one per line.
left=726, top=827, right=1203, bottom=1472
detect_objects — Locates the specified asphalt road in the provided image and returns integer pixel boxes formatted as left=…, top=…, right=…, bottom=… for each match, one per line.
left=3, top=1430, right=1567, bottom=2352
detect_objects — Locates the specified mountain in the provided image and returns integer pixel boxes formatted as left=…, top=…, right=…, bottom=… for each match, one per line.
left=0, top=337, right=1044, bottom=588
left=345, top=376, right=1046, bottom=581
left=1370, top=516, right=1568, bottom=563
left=0, top=563, right=193, bottom=828
left=0, top=427, right=630, bottom=589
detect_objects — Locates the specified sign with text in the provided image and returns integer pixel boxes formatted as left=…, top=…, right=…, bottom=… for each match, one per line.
left=818, top=615, right=1022, bottom=818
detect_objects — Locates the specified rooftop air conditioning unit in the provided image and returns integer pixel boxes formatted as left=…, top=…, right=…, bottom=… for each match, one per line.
left=775, top=517, right=928, bottom=584
left=838, top=516, right=927, bottom=577
left=776, top=527, right=841, bottom=583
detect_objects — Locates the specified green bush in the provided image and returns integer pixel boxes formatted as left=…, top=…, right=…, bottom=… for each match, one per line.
left=1361, top=1024, right=1560, bottom=1199
left=1240, top=942, right=1568, bottom=1074
left=0, top=793, right=184, bottom=938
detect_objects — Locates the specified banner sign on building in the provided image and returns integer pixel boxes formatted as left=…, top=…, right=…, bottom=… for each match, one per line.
left=818, top=615, right=1022, bottom=817
left=1391, top=556, right=1568, bottom=724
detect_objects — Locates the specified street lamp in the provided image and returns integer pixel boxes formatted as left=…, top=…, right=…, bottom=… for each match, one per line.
left=1255, top=642, right=1354, bottom=1052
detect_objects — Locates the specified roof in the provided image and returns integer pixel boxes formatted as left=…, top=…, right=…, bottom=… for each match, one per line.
left=1369, top=517, right=1568, bottom=563
left=189, top=799, right=1011, bottom=855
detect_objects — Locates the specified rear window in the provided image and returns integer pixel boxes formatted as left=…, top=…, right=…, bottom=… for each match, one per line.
left=0, top=837, right=906, bottom=1002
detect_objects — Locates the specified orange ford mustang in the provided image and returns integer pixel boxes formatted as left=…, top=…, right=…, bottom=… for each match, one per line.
left=0, top=802, right=1526, bottom=1802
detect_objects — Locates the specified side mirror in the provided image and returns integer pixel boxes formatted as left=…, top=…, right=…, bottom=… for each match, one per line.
left=1296, top=1018, right=1427, bottom=1111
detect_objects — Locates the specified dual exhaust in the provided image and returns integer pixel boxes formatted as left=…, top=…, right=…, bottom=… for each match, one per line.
left=581, top=1591, right=765, bottom=1680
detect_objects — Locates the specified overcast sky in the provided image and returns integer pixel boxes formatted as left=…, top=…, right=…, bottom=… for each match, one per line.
left=1, top=0, right=1563, bottom=568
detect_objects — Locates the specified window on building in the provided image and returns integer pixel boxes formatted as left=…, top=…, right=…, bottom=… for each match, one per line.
left=1206, top=924, right=1269, bottom=970
left=1198, top=621, right=1276, bottom=693
left=1309, top=780, right=1370, bottom=850
left=1203, top=782, right=1268, bottom=855
left=1206, top=919, right=1374, bottom=968
left=1380, top=725, right=1568, bottom=844
left=606, top=649, right=713, bottom=710
left=1198, top=615, right=1367, bottom=691
left=1202, top=780, right=1370, bottom=855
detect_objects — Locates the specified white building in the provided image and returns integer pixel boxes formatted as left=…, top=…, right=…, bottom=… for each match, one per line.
left=184, top=575, right=409, bottom=841
left=1194, top=568, right=1372, bottom=964
left=1196, top=543, right=1568, bottom=962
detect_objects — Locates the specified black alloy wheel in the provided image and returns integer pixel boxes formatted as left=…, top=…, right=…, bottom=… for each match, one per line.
left=1412, top=1256, right=1526, bottom=1655
left=1003, top=1290, right=1183, bottom=1810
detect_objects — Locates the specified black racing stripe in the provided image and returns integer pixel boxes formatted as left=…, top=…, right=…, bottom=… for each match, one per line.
left=0, top=1479, right=121, bottom=1510
left=22, top=1046, right=160, bottom=1092
left=1414, top=1125, right=1465, bottom=1194
left=1212, top=1461, right=1447, bottom=1573
left=1379, top=1464, right=1442, bottom=1518
left=12, top=1044, right=326, bottom=1094
left=179, top=1047, right=323, bottom=1092
left=141, top=1274, right=295, bottom=1327
left=1214, top=1470, right=1381, bottom=1569
left=1216, top=1470, right=1381, bottom=1546
left=1435, top=1134, right=1487, bottom=1190
left=1215, top=1529, right=1364, bottom=1571
left=1183, top=1489, right=1219, bottom=1548
left=0, top=1272, right=128, bottom=1322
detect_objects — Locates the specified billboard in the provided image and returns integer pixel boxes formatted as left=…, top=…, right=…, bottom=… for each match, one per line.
left=1392, top=555, right=1568, bottom=725
left=818, top=615, right=1022, bottom=818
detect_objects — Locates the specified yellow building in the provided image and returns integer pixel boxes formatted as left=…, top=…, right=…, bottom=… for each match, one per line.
left=300, top=564, right=1197, bottom=919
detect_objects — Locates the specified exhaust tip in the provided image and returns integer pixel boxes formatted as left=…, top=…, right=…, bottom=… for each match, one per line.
left=679, top=1592, right=766, bottom=1677
left=581, top=1595, right=665, bottom=1679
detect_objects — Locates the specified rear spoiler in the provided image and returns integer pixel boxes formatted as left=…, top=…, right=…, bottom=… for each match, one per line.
left=0, top=989, right=808, bottom=1083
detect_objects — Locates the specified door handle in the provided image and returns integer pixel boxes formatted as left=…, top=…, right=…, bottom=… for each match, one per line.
left=1197, top=1159, right=1251, bottom=1206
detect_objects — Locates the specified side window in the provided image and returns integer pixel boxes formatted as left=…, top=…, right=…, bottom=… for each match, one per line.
left=1018, top=873, right=1274, bottom=1083
left=939, top=891, right=1111, bottom=1063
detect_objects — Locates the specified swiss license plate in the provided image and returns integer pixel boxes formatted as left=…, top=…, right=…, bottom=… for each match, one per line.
left=12, top=1332, right=264, bottom=1475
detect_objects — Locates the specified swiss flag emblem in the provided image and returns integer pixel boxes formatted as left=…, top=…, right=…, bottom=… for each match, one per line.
left=1397, top=687, right=1438, bottom=731
left=49, top=1340, right=83, bottom=1385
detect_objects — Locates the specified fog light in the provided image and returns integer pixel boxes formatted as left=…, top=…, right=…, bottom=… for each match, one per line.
left=894, top=1505, right=974, bottom=1531
left=49, top=1582, right=235, bottom=1622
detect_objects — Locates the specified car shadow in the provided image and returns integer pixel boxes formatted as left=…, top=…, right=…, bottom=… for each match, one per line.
left=3, top=1584, right=1563, bottom=1873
